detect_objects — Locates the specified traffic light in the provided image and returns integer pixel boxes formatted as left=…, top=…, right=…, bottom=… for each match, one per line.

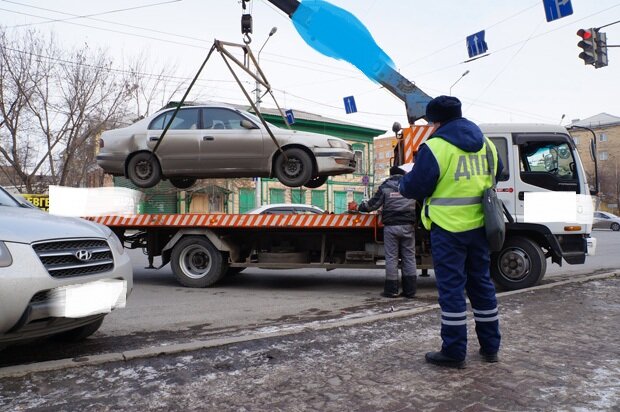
left=577, top=28, right=597, bottom=66
left=595, top=31, right=608, bottom=68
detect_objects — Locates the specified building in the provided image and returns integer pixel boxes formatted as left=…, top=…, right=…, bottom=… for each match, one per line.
left=569, top=113, right=620, bottom=213
left=373, top=135, right=398, bottom=180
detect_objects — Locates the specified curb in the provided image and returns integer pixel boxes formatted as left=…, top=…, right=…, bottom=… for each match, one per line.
left=1, top=271, right=617, bottom=378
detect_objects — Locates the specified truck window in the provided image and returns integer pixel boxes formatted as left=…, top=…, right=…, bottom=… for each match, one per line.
left=519, top=141, right=579, bottom=193
left=488, top=137, right=509, bottom=181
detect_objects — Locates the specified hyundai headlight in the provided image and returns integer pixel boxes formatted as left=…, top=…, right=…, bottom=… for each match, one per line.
left=107, top=231, right=125, bottom=255
left=328, top=139, right=349, bottom=150
left=0, top=241, right=13, bottom=267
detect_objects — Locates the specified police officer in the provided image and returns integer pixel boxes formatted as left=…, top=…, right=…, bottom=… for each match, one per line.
left=359, top=165, right=417, bottom=298
left=399, top=95, right=502, bottom=368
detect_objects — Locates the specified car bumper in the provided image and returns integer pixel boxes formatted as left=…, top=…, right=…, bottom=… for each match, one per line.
left=96, top=153, right=126, bottom=175
left=0, top=242, right=133, bottom=343
left=314, top=149, right=356, bottom=175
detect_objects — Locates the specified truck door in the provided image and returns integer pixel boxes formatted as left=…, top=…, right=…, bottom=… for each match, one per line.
left=513, top=133, right=581, bottom=230
left=487, top=135, right=514, bottom=221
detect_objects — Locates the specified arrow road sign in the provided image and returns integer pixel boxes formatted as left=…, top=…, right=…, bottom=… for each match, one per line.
left=343, top=96, right=357, bottom=114
left=466, top=30, right=488, bottom=58
left=285, top=109, right=296, bottom=125
left=543, top=0, right=573, bottom=22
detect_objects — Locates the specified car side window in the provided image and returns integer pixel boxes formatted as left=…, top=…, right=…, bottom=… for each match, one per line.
left=202, top=108, right=252, bottom=130
left=148, top=108, right=199, bottom=130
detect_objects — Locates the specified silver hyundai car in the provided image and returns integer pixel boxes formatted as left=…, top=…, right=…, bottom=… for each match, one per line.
left=96, top=103, right=356, bottom=189
left=0, top=187, right=132, bottom=349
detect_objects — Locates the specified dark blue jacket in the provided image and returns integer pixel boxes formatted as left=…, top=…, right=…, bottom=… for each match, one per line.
left=399, top=118, right=503, bottom=202
left=359, top=175, right=416, bottom=225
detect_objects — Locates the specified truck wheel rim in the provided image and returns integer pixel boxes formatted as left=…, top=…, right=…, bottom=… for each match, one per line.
left=499, top=248, right=531, bottom=281
left=179, top=246, right=212, bottom=279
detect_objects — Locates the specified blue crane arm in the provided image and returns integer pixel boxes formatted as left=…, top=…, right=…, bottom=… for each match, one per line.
left=265, top=0, right=432, bottom=123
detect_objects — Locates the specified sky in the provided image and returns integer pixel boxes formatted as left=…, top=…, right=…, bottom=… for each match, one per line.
left=1, top=0, right=619, bottom=134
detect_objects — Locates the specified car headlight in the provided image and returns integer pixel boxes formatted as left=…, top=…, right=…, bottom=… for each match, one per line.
left=0, top=241, right=13, bottom=267
left=107, top=232, right=125, bottom=255
left=328, top=139, right=349, bottom=150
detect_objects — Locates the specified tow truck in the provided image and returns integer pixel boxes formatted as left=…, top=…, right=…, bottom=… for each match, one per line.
left=88, top=0, right=594, bottom=291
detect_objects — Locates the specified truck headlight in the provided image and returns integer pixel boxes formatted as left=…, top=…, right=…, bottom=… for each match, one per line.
left=0, top=241, right=13, bottom=267
left=328, top=139, right=349, bottom=150
left=107, top=232, right=125, bottom=255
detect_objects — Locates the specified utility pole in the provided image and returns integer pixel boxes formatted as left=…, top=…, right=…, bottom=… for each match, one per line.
left=254, top=26, right=277, bottom=207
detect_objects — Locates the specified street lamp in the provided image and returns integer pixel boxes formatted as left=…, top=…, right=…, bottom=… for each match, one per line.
left=449, top=70, right=470, bottom=96
left=255, top=26, right=277, bottom=208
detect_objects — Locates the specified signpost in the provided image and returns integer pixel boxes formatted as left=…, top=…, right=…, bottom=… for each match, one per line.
left=543, top=0, right=573, bottom=22
left=466, top=30, right=488, bottom=58
left=343, top=96, right=357, bottom=114
left=285, top=109, right=296, bottom=125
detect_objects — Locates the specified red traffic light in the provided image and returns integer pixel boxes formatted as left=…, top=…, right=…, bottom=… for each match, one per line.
left=577, top=29, right=592, bottom=40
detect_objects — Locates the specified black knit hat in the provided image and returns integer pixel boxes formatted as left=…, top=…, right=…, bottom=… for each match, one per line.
left=389, top=165, right=405, bottom=176
left=425, top=95, right=462, bottom=123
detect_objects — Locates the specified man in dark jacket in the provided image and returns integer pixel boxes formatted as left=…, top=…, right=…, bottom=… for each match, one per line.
left=359, top=165, right=417, bottom=298
left=399, top=95, right=503, bottom=368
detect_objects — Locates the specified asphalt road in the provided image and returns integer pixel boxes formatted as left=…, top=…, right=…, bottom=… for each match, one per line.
left=0, top=230, right=618, bottom=367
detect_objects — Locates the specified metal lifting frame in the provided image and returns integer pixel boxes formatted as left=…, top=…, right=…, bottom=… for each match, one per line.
left=151, top=39, right=289, bottom=161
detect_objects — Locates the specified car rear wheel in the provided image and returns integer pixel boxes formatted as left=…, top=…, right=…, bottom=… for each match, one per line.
left=304, top=175, right=328, bottom=188
left=53, top=317, right=104, bottom=342
left=127, top=152, right=162, bottom=188
left=170, top=177, right=197, bottom=189
left=273, top=148, right=313, bottom=187
left=611, top=222, right=620, bottom=231
left=171, top=236, right=227, bottom=287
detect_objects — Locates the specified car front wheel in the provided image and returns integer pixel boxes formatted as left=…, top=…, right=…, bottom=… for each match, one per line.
left=127, top=152, right=162, bottom=188
left=304, top=175, right=328, bottom=188
left=273, top=148, right=313, bottom=187
left=170, top=177, right=197, bottom=189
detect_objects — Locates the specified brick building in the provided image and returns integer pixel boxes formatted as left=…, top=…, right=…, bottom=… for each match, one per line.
left=569, top=113, right=620, bottom=213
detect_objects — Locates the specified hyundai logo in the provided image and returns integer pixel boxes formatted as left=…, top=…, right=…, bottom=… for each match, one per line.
left=75, top=249, right=92, bottom=261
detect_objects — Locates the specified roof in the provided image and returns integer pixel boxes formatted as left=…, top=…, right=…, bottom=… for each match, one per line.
left=570, top=113, right=620, bottom=128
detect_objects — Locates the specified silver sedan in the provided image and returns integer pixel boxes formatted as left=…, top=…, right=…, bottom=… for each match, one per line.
left=96, top=104, right=356, bottom=189
left=593, top=211, right=620, bottom=231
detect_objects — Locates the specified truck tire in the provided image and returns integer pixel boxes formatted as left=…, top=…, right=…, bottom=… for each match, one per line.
left=53, top=317, right=104, bottom=342
left=304, top=175, right=328, bottom=189
left=171, top=236, right=226, bottom=287
left=491, top=236, right=547, bottom=291
left=170, top=177, right=197, bottom=189
left=226, top=267, right=245, bottom=276
left=273, top=148, right=313, bottom=187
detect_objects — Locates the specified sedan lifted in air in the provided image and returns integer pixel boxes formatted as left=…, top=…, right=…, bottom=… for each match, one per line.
left=96, top=104, right=356, bottom=189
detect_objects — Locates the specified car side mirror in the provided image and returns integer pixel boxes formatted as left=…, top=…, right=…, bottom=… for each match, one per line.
left=241, top=119, right=258, bottom=129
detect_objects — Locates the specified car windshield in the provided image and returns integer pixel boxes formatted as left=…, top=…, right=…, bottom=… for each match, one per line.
left=0, top=187, right=21, bottom=207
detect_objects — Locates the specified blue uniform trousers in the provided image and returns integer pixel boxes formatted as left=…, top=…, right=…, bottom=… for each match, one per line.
left=430, top=224, right=501, bottom=361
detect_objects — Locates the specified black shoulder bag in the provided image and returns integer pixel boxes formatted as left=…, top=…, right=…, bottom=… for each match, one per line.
left=483, top=141, right=505, bottom=252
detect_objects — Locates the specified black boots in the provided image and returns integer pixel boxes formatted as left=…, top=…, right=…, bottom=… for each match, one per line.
left=425, top=351, right=466, bottom=369
left=479, top=348, right=499, bottom=363
left=381, top=279, right=399, bottom=298
left=401, top=275, right=417, bottom=298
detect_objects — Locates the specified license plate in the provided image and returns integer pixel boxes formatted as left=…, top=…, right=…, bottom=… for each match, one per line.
left=49, top=279, right=127, bottom=318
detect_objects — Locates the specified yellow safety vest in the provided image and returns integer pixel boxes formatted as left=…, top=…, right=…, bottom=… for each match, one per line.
left=421, top=137, right=499, bottom=232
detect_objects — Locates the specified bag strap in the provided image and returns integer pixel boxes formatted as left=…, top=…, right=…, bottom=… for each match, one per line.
left=484, top=139, right=497, bottom=189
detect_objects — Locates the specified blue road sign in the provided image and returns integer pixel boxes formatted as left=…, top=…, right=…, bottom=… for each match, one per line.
left=466, top=30, right=488, bottom=58
left=285, top=109, right=295, bottom=125
left=343, top=96, right=357, bottom=114
left=543, top=0, right=573, bottom=22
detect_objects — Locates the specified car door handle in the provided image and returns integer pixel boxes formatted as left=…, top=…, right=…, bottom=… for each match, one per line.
left=149, top=137, right=159, bottom=141
left=203, top=136, right=214, bottom=141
